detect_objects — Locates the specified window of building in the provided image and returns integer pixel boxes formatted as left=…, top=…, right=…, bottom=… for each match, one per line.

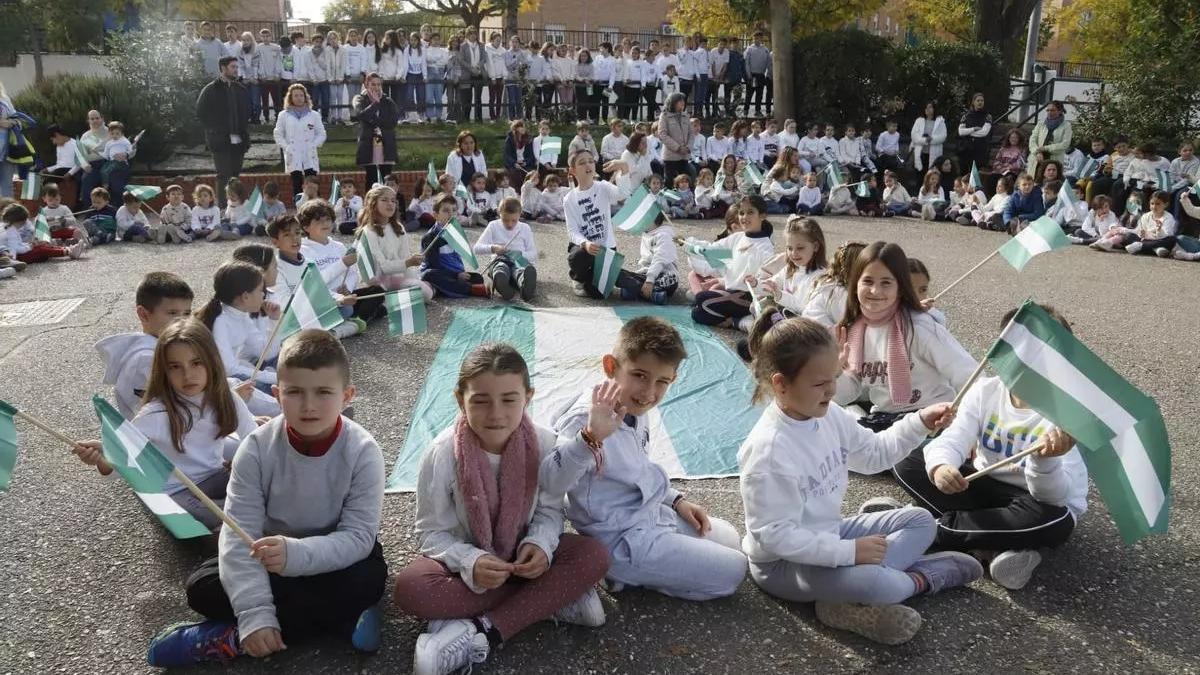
left=545, top=24, right=565, bottom=45
left=599, top=26, right=619, bottom=47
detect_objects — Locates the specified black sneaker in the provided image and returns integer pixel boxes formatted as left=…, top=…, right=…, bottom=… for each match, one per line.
left=736, top=338, right=752, bottom=362
left=518, top=266, right=537, bottom=301
left=493, top=268, right=516, bottom=300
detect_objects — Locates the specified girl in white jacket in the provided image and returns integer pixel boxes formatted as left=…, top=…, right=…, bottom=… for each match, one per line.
left=356, top=185, right=433, bottom=301
left=801, top=240, right=864, bottom=328
left=909, top=103, right=946, bottom=172
left=274, top=83, right=327, bottom=198
left=738, top=314, right=976, bottom=645
left=754, top=216, right=827, bottom=316
left=688, top=195, right=776, bottom=332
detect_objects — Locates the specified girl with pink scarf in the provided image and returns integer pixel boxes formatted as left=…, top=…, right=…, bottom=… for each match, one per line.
left=834, top=242, right=977, bottom=430
left=393, top=344, right=610, bottom=675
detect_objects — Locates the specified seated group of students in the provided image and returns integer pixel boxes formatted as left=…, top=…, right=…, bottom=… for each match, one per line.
left=64, top=145, right=1094, bottom=673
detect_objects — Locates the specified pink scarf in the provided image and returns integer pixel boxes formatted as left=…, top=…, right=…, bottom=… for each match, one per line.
left=847, top=302, right=912, bottom=406
left=453, top=414, right=539, bottom=561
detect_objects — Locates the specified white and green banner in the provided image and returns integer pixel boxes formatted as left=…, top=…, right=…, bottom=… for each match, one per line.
left=986, top=301, right=1171, bottom=543
left=247, top=185, right=265, bottom=219
left=386, top=288, right=428, bottom=336
left=998, top=216, right=1071, bottom=271
left=33, top=214, right=51, bottom=242
left=20, top=173, right=39, bottom=200
left=539, top=136, right=562, bottom=164
left=125, top=185, right=162, bottom=201
left=385, top=306, right=762, bottom=492
left=440, top=219, right=479, bottom=269
left=0, top=400, right=17, bottom=491
left=592, top=247, right=624, bottom=298
left=970, top=162, right=983, bottom=191
left=278, top=264, right=345, bottom=338
left=356, top=232, right=379, bottom=282
left=614, top=185, right=662, bottom=235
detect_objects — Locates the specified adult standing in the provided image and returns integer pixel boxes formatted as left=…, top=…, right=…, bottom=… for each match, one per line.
left=77, top=109, right=108, bottom=209
left=502, top=36, right=526, bottom=122
left=503, top=119, right=536, bottom=188
left=257, top=28, right=282, bottom=123
left=195, top=22, right=224, bottom=77
left=402, top=32, right=428, bottom=123
left=956, top=92, right=993, bottom=174
left=909, top=101, right=946, bottom=173
left=273, top=83, right=326, bottom=200
left=0, top=82, right=20, bottom=199
left=484, top=32, right=508, bottom=121
left=1027, top=101, right=1073, bottom=181
left=691, top=34, right=710, bottom=119
left=353, top=74, right=399, bottom=188
left=725, top=38, right=746, bottom=118
left=744, top=32, right=770, bottom=117
left=235, top=32, right=262, bottom=125
left=445, top=130, right=487, bottom=188
left=658, top=92, right=694, bottom=184
left=196, top=56, right=250, bottom=208
left=459, top=28, right=486, bottom=122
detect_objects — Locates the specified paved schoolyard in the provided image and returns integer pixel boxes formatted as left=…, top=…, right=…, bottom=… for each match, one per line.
left=0, top=213, right=1196, bottom=674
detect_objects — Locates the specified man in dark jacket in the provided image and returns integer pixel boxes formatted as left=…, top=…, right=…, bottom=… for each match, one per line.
left=726, top=39, right=747, bottom=118
left=196, top=56, right=250, bottom=208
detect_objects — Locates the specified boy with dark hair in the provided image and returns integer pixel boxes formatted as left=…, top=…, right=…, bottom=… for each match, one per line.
left=44, top=124, right=83, bottom=178
left=297, top=199, right=385, bottom=334
left=267, top=215, right=306, bottom=307
left=147, top=329, right=387, bottom=666
left=40, top=183, right=86, bottom=243
left=2, top=203, right=84, bottom=263
left=82, top=187, right=119, bottom=245
left=543, top=316, right=748, bottom=600
left=116, top=191, right=151, bottom=242
left=261, top=181, right=286, bottom=226
left=887, top=304, right=1088, bottom=591
left=158, top=184, right=193, bottom=244
left=95, top=271, right=194, bottom=418
left=563, top=150, right=623, bottom=298
left=420, top=195, right=488, bottom=298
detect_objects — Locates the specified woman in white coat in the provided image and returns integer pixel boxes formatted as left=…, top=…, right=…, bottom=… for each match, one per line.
left=273, top=83, right=327, bottom=199
left=909, top=101, right=946, bottom=172
left=445, top=130, right=487, bottom=188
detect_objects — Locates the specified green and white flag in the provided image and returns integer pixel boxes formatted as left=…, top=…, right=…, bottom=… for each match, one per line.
left=1078, top=156, right=1100, bottom=179
left=824, top=162, right=842, bottom=192
left=20, top=173, right=39, bottom=200
left=985, top=301, right=1171, bottom=543
left=855, top=181, right=871, bottom=198
left=1058, top=181, right=1080, bottom=224
left=614, top=185, right=662, bottom=235
left=125, top=185, right=161, bottom=201
left=592, top=247, right=625, bottom=298
left=454, top=182, right=470, bottom=201
left=328, top=175, right=340, bottom=201
left=539, top=136, right=563, bottom=164
left=742, top=163, right=764, bottom=186
left=385, top=288, right=428, bottom=335
left=998, top=216, right=1071, bottom=271
left=73, top=139, right=89, bottom=169
left=93, top=396, right=211, bottom=539
left=1155, top=169, right=1172, bottom=190
left=33, top=214, right=51, bottom=242
left=714, top=169, right=726, bottom=188
left=1126, top=194, right=1143, bottom=217
left=278, top=263, right=346, bottom=339
left=685, top=242, right=733, bottom=270
left=970, top=162, right=983, bottom=191
left=356, top=232, right=380, bottom=282
left=507, top=250, right=531, bottom=270
left=660, top=189, right=681, bottom=202
left=246, top=185, right=266, bottom=219
left=427, top=161, right=439, bottom=190
left=440, top=219, right=478, bottom=269
left=0, top=399, right=17, bottom=492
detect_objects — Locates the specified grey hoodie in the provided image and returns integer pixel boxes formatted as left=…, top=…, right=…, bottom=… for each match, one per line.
left=658, top=93, right=693, bottom=162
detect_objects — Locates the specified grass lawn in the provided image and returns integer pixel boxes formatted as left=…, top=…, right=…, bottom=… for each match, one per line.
left=251, top=120, right=582, bottom=172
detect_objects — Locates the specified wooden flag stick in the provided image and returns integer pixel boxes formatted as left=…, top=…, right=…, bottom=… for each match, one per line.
left=965, top=441, right=1045, bottom=483
left=948, top=358, right=989, bottom=411
left=170, top=467, right=254, bottom=546
left=13, top=409, right=87, bottom=450
left=247, top=285, right=303, bottom=385
left=932, top=247, right=1001, bottom=302
left=419, top=222, right=447, bottom=256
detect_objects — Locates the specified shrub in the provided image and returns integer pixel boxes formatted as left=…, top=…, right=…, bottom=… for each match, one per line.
left=792, top=29, right=897, bottom=128
left=892, top=39, right=1009, bottom=133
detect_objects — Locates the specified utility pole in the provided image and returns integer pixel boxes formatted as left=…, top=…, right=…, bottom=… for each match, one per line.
left=1020, top=0, right=1043, bottom=123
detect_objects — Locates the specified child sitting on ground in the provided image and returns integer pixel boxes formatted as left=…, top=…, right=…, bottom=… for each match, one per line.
left=420, top=195, right=488, bottom=298
left=1069, top=195, right=1118, bottom=245
left=914, top=170, right=946, bottom=221
left=145, top=330, right=388, bottom=666
left=2, top=203, right=84, bottom=261
left=473, top=196, right=539, bottom=302
left=357, top=184, right=433, bottom=300
left=1095, top=189, right=1178, bottom=256
left=199, top=261, right=279, bottom=392
left=261, top=181, right=287, bottom=227
left=974, top=175, right=1013, bottom=229
left=738, top=314, right=973, bottom=645
left=801, top=240, right=867, bottom=329
left=334, top=179, right=363, bottom=235
left=298, top=200, right=383, bottom=335
left=881, top=171, right=911, bottom=217
left=685, top=208, right=741, bottom=301
left=224, top=180, right=263, bottom=237
left=406, top=178, right=437, bottom=230
left=40, top=183, right=86, bottom=244
left=755, top=217, right=827, bottom=316
left=191, top=184, right=223, bottom=241
left=688, top=195, right=776, bottom=332
left=537, top=174, right=567, bottom=222
left=854, top=174, right=883, bottom=218
left=891, top=304, right=1087, bottom=591
left=519, top=171, right=542, bottom=221
left=795, top=172, right=824, bottom=216
left=158, top=184, right=193, bottom=244
left=543, top=317, right=748, bottom=600
left=616, top=212, right=678, bottom=305
left=294, top=174, right=320, bottom=208
left=564, top=150, right=625, bottom=299
left=116, top=192, right=152, bottom=243
left=465, top=173, right=496, bottom=228
left=81, top=187, right=119, bottom=245
left=694, top=168, right=724, bottom=219
left=669, top=173, right=700, bottom=219
left=491, top=172, right=518, bottom=210
left=998, top=174, right=1044, bottom=234
left=907, top=258, right=946, bottom=325
left=1042, top=180, right=1083, bottom=233
left=760, top=165, right=799, bottom=215
left=393, top=344, right=609, bottom=675
left=436, top=173, right=467, bottom=218
left=951, top=177, right=988, bottom=225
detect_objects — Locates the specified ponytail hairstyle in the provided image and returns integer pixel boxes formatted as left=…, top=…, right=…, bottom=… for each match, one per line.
left=783, top=216, right=827, bottom=274
left=231, top=242, right=275, bottom=271
left=747, top=314, right=836, bottom=404
left=838, top=241, right=925, bottom=336
left=817, top=240, right=867, bottom=288
left=142, top=319, right=240, bottom=454
left=453, top=342, right=532, bottom=407
left=358, top=184, right=405, bottom=238
left=197, top=261, right=265, bottom=329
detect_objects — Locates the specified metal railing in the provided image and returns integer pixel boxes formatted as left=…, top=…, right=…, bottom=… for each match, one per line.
left=1036, top=60, right=1117, bottom=82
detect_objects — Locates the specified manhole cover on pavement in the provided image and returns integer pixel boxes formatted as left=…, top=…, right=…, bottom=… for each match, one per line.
left=0, top=298, right=85, bottom=327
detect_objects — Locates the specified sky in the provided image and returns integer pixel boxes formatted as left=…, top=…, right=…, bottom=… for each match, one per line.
left=289, top=0, right=332, bottom=23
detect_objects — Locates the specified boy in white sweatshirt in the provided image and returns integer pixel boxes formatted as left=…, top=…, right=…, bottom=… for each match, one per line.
left=688, top=117, right=707, bottom=173
left=472, top=196, right=539, bottom=301
left=564, top=150, right=624, bottom=298
left=297, top=200, right=370, bottom=337
left=891, top=304, right=1088, bottom=591
left=615, top=213, right=678, bottom=304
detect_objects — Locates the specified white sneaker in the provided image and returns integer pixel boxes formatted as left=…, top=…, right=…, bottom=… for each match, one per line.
left=1173, top=249, right=1200, bottom=261
left=67, top=242, right=85, bottom=259
left=572, top=281, right=588, bottom=297
left=0, top=267, right=15, bottom=279
left=737, top=315, right=754, bottom=332
left=989, top=549, right=1042, bottom=590
left=1125, top=241, right=1143, bottom=254
left=1067, top=235, right=1084, bottom=244
left=1155, top=247, right=1171, bottom=258
left=920, top=203, right=936, bottom=220
left=857, top=496, right=906, bottom=514
left=413, top=619, right=490, bottom=675
left=205, top=229, right=222, bottom=242
left=551, top=587, right=606, bottom=627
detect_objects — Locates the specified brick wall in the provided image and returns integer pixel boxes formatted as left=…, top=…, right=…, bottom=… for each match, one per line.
left=515, top=0, right=672, bottom=34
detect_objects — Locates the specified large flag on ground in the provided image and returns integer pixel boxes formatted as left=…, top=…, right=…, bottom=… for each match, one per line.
left=20, top=173, right=39, bottom=200
left=0, top=400, right=16, bottom=491
left=970, top=162, right=983, bottom=191
left=93, top=396, right=211, bottom=538
left=592, top=247, right=624, bottom=298
left=33, top=214, right=51, bottom=242
left=986, top=301, right=1171, bottom=543
left=386, top=288, right=428, bottom=335
left=246, top=185, right=265, bottom=219
left=328, top=175, right=340, bottom=201
left=385, top=306, right=763, bottom=491
left=278, top=264, right=345, bottom=338
left=125, top=185, right=161, bottom=201
left=998, top=216, right=1071, bottom=271
left=539, top=136, right=562, bottom=164
left=356, top=232, right=380, bottom=282
left=685, top=242, right=733, bottom=270
left=614, top=185, right=662, bottom=235
left=440, top=219, right=479, bottom=269
left=426, top=162, right=439, bottom=190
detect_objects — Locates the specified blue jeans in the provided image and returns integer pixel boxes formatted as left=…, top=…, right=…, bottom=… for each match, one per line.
left=694, top=75, right=709, bottom=116
left=0, top=161, right=15, bottom=198
left=313, top=82, right=331, bottom=120
left=749, top=507, right=936, bottom=605
left=505, top=82, right=522, bottom=119
left=765, top=200, right=791, bottom=214
left=1177, top=234, right=1200, bottom=253
left=247, top=83, right=261, bottom=122
left=405, top=73, right=426, bottom=116
left=796, top=203, right=824, bottom=216
left=425, top=81, right=445, bottom=119
left=604, top=513, right=746, bottom=601
left=80, top=160, right=104, bottom=208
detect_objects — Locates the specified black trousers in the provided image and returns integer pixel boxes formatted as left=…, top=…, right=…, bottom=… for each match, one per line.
left=290, top=168, right=316, bottom=203
left=642, top=85, right=660, bottom=120
left=748, top=74, right=768, bottom=115
left=593, top=84, right=609, bottom=122
left=351, top=284, right=387, bottom=321
left=212, top=145, right=248, bottom=209
left=892, top=448, right=1075, bottom=553
left=365, top=164, right=393, bottom=190
left=567, top=243, right=605, bottom=299
left=185, top=542, right=387, bottom=642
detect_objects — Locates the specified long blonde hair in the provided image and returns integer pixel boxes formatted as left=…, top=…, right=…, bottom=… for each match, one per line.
left=142, top=319, right=240, bottom=454
left=357, top=184, right=405, bottom=237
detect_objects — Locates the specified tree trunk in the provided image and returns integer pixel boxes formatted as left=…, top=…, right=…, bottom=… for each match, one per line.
left=768, top=0, right=793, bottom=123
left=974, top=0, right=1040, bottom=72
left=505, top=2, right=519, bottom=35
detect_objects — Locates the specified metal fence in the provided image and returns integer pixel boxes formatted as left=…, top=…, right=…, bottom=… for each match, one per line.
left=1036, top=60, right=1118, bottom=82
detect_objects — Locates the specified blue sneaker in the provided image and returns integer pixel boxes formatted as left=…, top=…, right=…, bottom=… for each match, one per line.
left=650, top=290, right=668, bottom=305
left=351, top=605, right=382, bottom=653
left=146, top=620, right=240, bottom=667
left=908, top=551, right=983, bottom=594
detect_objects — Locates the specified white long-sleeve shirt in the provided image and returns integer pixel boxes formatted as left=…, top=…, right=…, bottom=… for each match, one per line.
left=133, top=390, right=256, bottom=494
left=837, top=137, right=865, bottom=166
left=923, top=377, right=1088, bottom=518
left=796, top=135, right=822, bottom=160
left=473, top=219, right=538, bottom=262
left=689, top=134, right=707, bottom=163
left=211, top=304, right=276, bottom=384
left=801, top=281, right=847, bottom=328
left=875, top=131, right=901, bottom=157
left=739, top=401, right=932, bottom=567
left=768, top=265, right=824, bottom=315
left=687, top=225, right=775, bottom=292
left=1079, top=209, right=1119, bottom=238
left=1132, top=211, right=1177, bottom=240
left=600, top=133, right=627, bottom=162
left=796, top=185, right=822, bottom=210
left=301, top=236, right=358, bottom=295
left=361, top=224, right=418, bottom=278
left=635, top=225, right=678, bottom=288
left=46, top=139, right=82, bottom=175
left=564, top=180, right=621, bottom=249
left=706, top=135, right=733, bottom=163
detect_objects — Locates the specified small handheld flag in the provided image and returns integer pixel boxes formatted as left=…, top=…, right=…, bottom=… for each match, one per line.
left=20, top=173, right=39, bottom=200
left=1126, top=195, right=1143, bottom=217
left=454, top=182, right=470, bottom=201
left=539, top=136, right=563, bottom=164
left=659, top=189, right=681, bottom=202
left=73, top=140, right=89, bottom=169
left=385, top=288, right=428, bottom=335
left=855, top=181, right=871, bottom=198
left=985, top=301, right=1170, bottom=543
left=1058, top=181, right=1080, bottom=223
left=592, top=247, right=625, bottom=298
left=0, top=399, right=17, bottom=491
left=824, top=162, right=842, bottom=192
left=970, top=162, right=983, bottom=191
left=426, top=162, right=439, bottom=190
left=440, top=219, right=479, bottom=269
left=1155, top=169, right=1172, bottom=190
left=278, top=264, right=347, bottom=339
left=1078, top=156, right=1099, bottom=179
left=742, top=163, right=764, bottom=187
left=356, top=232, right=380, bottom=282
left=685, top=242, right=733, bottom=270
left=246, top=185, right=266, bottom=219
left=328, top=176, right=341, bottom=201
left=998, top=216, right=1071, bottom=272
left=506, top=251, right=531, bottom=270
left=614, top=185, right=663, bottom=235
left=125, top=185, right=162, bottom=202
left=33, top=214, right=51, bottom=242
left=714, top=169, right=726, bottom=188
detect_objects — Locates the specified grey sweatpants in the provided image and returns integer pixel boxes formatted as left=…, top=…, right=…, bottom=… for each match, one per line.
left=607, top=513, right=748, bottom=601
left=750, top=506, right=935, bottom=605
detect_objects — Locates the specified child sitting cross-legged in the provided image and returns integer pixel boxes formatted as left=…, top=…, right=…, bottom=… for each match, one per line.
left=40, top=183, right=87, bottom=244
left=145, top=330, right=389, bottom=666
left=116, top=192, right=152, bottom=243
left=1069, top=195, right=1118, bottom=246
left=393, top=344, right=610, bottom=675
left=688, top=194, right=776, bottom=332
left=536, top=173, right=567, bottom=223
left=199, top=261, right=280, bottom=393
left=299, top=199, right=385, bottom=336
left=1101, top=189, right=1178, bottom=257
left=473, top=196, right=539, bottom=301
left=421, top=195, right=488, bottom=298
left=685, top=208, right=741, bottom=301
left=738, top=313, right=978, bottom=645
left=81, top=187, right=120, bottom=245
left=190, top=184, right=223, bottom=241
left=2, top=203, right=84, bottom=262
left=224, top=180, right=263, bottom=238
left=668, top=173, right=699, bottom=219
left=357, top=185, right=434, bottom=300
left=541, top=317, right=748, bottom=600
left=157, top=184, right=193, bottom=244
left=334, top=179, right=363, bottom=235
left=755, top=216, right=827, bottom=316
left=888, top=304, right=1087, bottom=592
left=615, top=212, right=678, bottom=305
left=465, top=172, right=497, bottom=228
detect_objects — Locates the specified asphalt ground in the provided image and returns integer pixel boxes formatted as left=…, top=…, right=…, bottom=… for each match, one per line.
left=0, top=213, right=1197, bottom=674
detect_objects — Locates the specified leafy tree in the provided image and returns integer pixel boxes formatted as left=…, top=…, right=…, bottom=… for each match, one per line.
left=1050, top=0, right=1133, bottom=64
left=900, top=0, right=1044, bottom=70
left=391, top=0, right=536, bottom=30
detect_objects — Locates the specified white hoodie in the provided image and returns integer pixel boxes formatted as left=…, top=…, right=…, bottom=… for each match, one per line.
left=686, top=223, right=775, bottom=292
left=739, top=401, right=931, bottom=567
left=301, top=236, right=359, bottom=294
left=95, top=333, right=158, bottom=419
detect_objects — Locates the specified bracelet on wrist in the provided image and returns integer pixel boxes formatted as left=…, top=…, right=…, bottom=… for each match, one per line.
left=672, top=494, right=685, bottom=510
left=580, top=428, right=605, bottom=473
